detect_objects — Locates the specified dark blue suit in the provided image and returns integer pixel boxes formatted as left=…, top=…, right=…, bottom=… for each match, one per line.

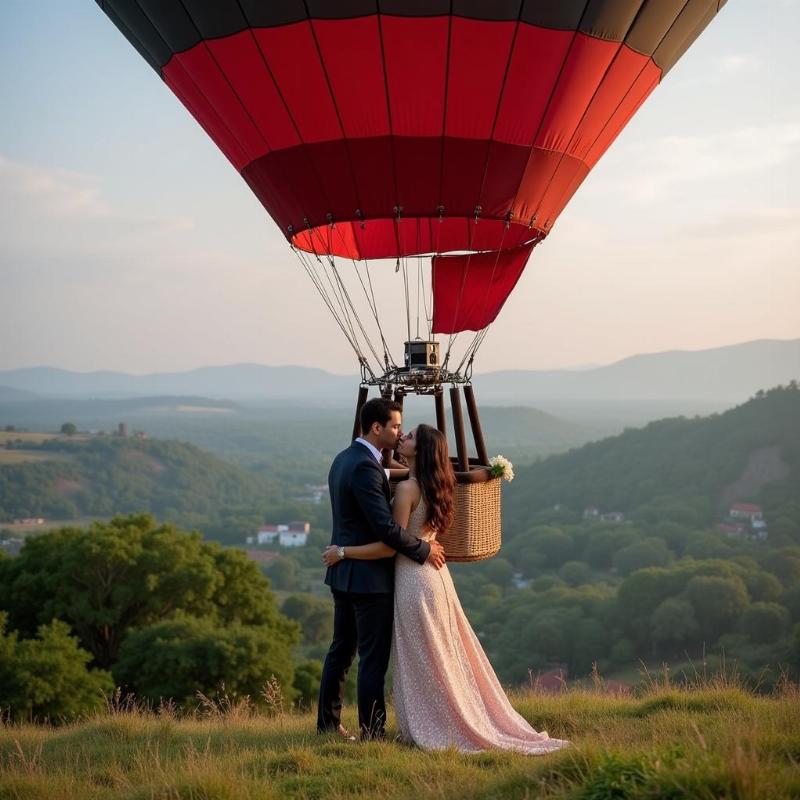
left=317, top=442, right=431, bottom=737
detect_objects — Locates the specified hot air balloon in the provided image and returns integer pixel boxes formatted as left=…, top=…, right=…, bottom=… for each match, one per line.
left=96, top=0, right=726, bottom=559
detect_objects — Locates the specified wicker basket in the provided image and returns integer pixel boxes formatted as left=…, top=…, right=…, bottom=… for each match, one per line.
left=437, top=463, right=502, bottom=562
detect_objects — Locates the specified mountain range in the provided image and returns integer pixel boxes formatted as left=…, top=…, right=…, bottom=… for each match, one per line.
left=1, top=339, right=797, bottom=405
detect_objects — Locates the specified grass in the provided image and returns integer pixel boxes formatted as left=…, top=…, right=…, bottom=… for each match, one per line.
left=0, top=518, right=101, bottom=537
left=1, top=668, right=799, bottom=800
left=0, top=433, right=90, bottom=445
left=0, top=450, right=70, bottom=465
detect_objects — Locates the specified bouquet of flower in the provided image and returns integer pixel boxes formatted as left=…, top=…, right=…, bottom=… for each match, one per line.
left=488, top=454, right=514, bottom=482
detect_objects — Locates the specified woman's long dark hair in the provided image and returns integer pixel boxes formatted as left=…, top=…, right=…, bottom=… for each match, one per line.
left=415, top=424, right=455, bottom=534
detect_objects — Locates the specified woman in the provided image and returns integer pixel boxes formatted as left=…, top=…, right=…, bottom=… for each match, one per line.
left=323, top=424, right=569, bottom=754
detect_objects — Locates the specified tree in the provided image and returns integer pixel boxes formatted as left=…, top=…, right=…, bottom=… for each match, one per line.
left=264, top=556, right=298, bottom=590
left=476, top=557, right=514, bottom=587
left=505, top=538, right=547, bottom=576
left=583, top=528, right=640, bottom=569
left=281, top=594, right=333, bottom=645
left=530, top=528, right=574, bottom=569
left=651, top=597, right=700, bottom=655
left=613, top=538, right=671, bottom=576
left=0, top=613, right=113, bottom=722
left=60, top=423, right=78, bottom=436
left=789, top=624, right=800, bottom=672
left=567, top=617, right=610, bottom=674
left=616, top=564, right=701, bottom=648
left=0, top=514, right=292, bottom=669
left=114, top=614, right=298, bottom=707
left=738, top=602, right=791, bottom=644
left=743, top=571, right=783, bottom=604
left=685, top=575, right=749, bottom=642
left=684, top=533, right=733, bottom=560
left=763, top=550, right=800, bottom=589
left=649, top=522, right=691, bottom=556
left=293, top=659, right=323, bottom=708
left=781, top=584, right=800, bottom=623
left=609, top=637, right=636, bottom=667
left=559, top=561, right=592, bottom=587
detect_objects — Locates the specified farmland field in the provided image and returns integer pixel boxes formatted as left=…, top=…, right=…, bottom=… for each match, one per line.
left=0, top=448, right=71, bottom=465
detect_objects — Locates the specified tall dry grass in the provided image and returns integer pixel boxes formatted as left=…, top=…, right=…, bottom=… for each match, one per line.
left=1, top=664, right=798, bottom=800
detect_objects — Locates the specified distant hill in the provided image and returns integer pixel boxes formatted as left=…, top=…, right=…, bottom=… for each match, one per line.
left=0, top=365, right=354, bottom=400
left=476, top=339, right=800, bottom=404
left=0, top=436, right=284, bottom=537
left=466, top=405, right=594, bottom=461
left=0, top=339, right=797, bottom=404
left=504, top=383, right=800, bottom=532
left=0, top=395, right=238, bottom=421
left=0, top=385, right=40, bottom=403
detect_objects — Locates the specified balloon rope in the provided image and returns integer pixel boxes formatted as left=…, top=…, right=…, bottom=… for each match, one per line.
left=307, top=224, right=380, bottom=372
left=330, top=224, right=395, bottom=371
left=305, top=225, right=381, bottom=377
left=292, top=246, right=374, bottom=377
left=318, top=249, right=361, bottom=351
left=326, top=253, right=384, bottom=371
left=415, top=220, right=433, bottom=340
left=416, top=258, right=422, bottom=339
left=402, top=257, right=412, bottom=344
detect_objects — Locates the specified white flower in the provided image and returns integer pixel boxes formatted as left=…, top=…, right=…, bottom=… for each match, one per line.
left=488, top=454, right=514, bottom=482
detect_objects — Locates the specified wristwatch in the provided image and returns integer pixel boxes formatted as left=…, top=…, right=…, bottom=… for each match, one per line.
left=337, top=545, right=346, bottom=560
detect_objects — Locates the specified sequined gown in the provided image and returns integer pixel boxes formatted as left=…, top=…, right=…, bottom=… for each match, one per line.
left=391, top=498, right=570, bottom=754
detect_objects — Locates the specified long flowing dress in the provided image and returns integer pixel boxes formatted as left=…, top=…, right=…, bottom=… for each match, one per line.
left=391, top=497, right=570, bottom=754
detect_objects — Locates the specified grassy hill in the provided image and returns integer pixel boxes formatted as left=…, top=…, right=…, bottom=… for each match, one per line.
left=504, top=384, right=800, bottom=531
left=1, top=678, right=797, bottom=799
left=0, top=436, right=289, bottom=540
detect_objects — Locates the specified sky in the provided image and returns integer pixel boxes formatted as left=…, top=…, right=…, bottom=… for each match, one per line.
left=1, top=1, right=798, bottom=375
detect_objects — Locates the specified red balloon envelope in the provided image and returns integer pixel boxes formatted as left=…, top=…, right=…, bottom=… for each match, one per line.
left=97, top=1, right=725, bottom=335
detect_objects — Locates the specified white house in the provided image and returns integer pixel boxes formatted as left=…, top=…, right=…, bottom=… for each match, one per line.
left=255, top=521, right=311, bottom=547
left=256, top=524, right=284, bottom=545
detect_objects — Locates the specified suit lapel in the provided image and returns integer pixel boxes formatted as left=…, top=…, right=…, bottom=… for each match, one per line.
left=352, top=442, right=390, bottom=495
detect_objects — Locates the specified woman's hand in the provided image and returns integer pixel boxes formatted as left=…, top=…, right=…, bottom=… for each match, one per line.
left=322, top=545, right=342, bottom=567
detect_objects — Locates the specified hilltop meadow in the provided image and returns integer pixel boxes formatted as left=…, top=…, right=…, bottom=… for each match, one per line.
left=1, top=385, right=799, bottom=797
left=1, top=670, right=799, bottom=800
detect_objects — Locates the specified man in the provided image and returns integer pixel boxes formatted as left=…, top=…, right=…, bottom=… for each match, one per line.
left=317, top=397, right=447, bottom=740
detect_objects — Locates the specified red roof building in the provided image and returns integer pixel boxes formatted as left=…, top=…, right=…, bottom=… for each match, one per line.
left=729, top=504, right=763, bottom=520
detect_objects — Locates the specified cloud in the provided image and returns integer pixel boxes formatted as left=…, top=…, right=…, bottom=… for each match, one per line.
left=681, top=207, right=800, bottom=240
left=713, top=54, right=760, bottom=74
left=0, top=154, right=194, bottom=263
left=591, top=122, right=800, bottom=203
left=0, top=154, right=110, bottom=218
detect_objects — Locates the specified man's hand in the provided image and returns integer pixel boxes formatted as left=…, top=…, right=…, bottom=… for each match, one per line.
left=322, top=545, right=342, bottom=567
left=426, top=540, right=446, bottom=570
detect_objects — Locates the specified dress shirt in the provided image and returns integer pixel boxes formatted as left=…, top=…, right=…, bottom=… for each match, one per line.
left=354, top=437, right=392, bottom=479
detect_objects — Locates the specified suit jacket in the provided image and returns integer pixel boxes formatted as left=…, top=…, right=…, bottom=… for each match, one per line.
left=325, top=441, right=431, bottom=593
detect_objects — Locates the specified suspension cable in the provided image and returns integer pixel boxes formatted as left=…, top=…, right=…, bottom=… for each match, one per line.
left=298, top=226, right=377, bottom=377
left=329, top=225, right=395, bottom=370
left=292, top=245, right=374, bottom=376
left=402, top=257, right=412, bottom=343
left=326, top=252, right=384, bottom=371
